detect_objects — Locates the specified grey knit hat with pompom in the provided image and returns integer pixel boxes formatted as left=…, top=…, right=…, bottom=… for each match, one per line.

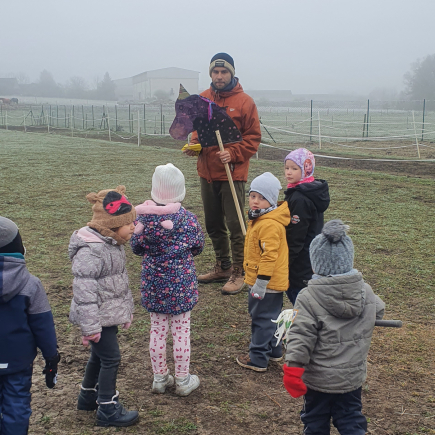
left=309, top=219, right=354, bottom=275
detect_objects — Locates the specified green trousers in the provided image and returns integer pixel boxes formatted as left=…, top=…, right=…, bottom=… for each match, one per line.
left=200, top=177, right=246, bottom=267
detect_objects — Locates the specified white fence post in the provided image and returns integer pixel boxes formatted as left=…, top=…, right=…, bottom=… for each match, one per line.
left=412, top=110, right=421, bottom=159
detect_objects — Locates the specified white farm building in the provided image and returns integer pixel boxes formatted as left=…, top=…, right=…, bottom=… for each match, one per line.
left=132, top=67, right=199, bottom=101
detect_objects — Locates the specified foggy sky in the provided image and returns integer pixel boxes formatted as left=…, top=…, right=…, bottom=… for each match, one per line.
left=1, top=0, right=435, bottom=95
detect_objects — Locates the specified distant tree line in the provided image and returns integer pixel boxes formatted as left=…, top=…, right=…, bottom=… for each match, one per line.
left=15, top=70, right=116, bottom=100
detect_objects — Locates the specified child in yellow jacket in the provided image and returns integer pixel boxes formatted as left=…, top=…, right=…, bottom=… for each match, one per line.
left=236, top=172, right=290, bottom=372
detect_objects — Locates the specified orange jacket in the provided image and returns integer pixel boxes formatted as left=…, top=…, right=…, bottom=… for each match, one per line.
left=190, top=80, right=261, bottom=182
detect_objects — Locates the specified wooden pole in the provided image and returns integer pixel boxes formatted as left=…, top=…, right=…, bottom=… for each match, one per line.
left=82, top=105, right=85, bottom=130
left=23, top=111, right=26, bottom=132
left=412, top=110, right=421, bottom=159
left=143, top=104, right=146, bottom=133
left=92, top=105, right=94, bottom=128
left=215, top=130, right=246, bottom=236
left=71, top=109, right=74, bottom=137
left=5, top=111, right=7, bottom=130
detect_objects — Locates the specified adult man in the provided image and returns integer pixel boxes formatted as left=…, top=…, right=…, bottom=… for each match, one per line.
left=184, top=53, right=261, bottom=295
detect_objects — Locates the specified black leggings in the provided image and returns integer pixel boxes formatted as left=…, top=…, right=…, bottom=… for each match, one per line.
left=82, top=326, right=121, bottom=402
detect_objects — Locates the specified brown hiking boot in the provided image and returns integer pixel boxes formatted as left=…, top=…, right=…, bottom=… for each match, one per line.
left=221, top=266, right=246, bottom=295
left=197, top=262, right=232, bottom=283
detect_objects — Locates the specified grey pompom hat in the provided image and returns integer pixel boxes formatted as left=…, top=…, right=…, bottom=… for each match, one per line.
left=0, top=217, right=19, bottom=249
left=249, top=172, right=282, bottom=206
left=309, top=219, right=354, bottom=275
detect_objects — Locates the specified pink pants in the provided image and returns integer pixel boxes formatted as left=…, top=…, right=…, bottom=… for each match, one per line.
left=149, top=311, right=191, bottom=377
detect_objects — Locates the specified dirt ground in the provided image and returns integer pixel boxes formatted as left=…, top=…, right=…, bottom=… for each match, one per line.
left=1, top=129, right=433, bottom=435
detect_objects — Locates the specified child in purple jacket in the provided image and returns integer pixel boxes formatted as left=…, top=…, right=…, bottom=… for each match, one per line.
left=131, top=163, right=205, bottom=397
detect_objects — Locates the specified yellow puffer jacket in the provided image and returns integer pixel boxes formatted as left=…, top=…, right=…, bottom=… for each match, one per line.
left=244, top=202, right=290, bottom=291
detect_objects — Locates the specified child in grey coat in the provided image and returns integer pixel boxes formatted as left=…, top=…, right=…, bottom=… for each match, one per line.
left=283, top=219, right=385, bottom=435
left=69, top=185, right=138, bottom=428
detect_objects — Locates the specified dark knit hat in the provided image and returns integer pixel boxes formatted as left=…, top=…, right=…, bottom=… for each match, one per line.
left=209, top=53, right=235, bottom=78
left=309, top=219, right=354, bottom=275
left=0, top=217, right=25, bottom=254
left=86, top=185, right=136, bottom=245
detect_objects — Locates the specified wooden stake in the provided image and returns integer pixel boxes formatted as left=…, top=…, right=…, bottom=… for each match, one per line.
left=215, top=130, right=246, bottom=236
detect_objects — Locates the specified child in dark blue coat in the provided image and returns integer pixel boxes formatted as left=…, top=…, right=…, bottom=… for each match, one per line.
left=131, top=164, right=205, bottom=397
left=0, top=217, right=59, bottom=435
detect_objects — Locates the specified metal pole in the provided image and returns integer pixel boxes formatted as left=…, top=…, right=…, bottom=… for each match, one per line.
left=362, top=114, right=366, bottom=138
left=317, top=110, right=321, bottom=149
left=421, top=99, right=426, bottom=142
left=137, top=110, right=141, bottom=147
left=412, top=110, right=421, bottom=159
left=128, top=104, right=131, bottom=133
left=366, top=99, right=370, bottom=137
left=107, top=106, right=112, bottom=142
left=115, top=105, right=118, bottom=132
left=309, top=100, right=313, bottom=142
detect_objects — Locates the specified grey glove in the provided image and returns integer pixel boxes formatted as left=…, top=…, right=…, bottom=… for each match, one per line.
left=250, top=278, right=269, bottom=300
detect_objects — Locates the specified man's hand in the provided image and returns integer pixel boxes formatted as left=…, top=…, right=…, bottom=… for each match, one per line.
left=43, top=353, right=61, bottom=389
left=216, top=150, right=231, bottom=164
left=183, top=149, right=198, bottom=157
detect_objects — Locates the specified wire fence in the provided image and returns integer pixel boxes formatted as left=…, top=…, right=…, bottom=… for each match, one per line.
left=1, top=99, right=434, bottom=160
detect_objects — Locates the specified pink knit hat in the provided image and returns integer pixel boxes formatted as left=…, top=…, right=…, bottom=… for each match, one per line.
left=284, top=148, right=315, bottom=181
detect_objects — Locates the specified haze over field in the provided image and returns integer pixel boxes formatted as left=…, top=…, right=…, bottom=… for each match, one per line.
left=1, top=0, right=435, bottom=95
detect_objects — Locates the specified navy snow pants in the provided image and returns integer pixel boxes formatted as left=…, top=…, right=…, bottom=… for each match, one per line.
left=301, top=387, right=367, bottom=435
left=0, top=365, right=33, bottom=435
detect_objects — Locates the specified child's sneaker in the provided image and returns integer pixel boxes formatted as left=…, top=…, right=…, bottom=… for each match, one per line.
left=175, top=374, right=200, bottom=396
left=152, top=372, right=174, bottom=394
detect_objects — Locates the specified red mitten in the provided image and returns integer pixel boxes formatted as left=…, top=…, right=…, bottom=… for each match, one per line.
left=283, top=365, right=307, bottom=398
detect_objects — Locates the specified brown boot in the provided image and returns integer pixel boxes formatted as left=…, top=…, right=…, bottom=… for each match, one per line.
left=197, top=262, right=232, bottom=283
left=221, top=266, right=246, bottom=295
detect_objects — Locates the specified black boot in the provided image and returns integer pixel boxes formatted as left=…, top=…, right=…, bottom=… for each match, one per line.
left=77, top=384, right=98, bottom=411
left=96, top=391, right=139, bottom=427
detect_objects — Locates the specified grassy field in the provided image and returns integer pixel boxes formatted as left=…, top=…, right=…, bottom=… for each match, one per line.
left=0, top=129, right=434, bottom=434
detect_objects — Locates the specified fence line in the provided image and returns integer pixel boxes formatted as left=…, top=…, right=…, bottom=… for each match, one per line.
left=1, top=99, right=435, bottom=160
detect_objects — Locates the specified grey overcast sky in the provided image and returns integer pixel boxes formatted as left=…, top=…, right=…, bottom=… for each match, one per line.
left=1, top=0, right=434, bottom=95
